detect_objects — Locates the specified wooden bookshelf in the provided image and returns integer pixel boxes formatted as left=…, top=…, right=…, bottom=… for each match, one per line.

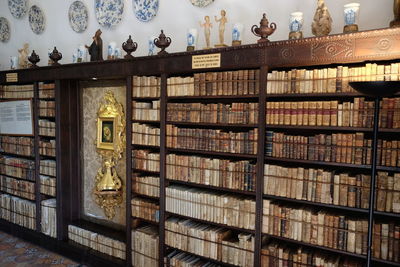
left=0, top=27, right=399, bottom=267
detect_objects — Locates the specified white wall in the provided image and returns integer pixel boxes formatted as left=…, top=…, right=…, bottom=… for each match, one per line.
left=0, top=0, right=395, bottom=70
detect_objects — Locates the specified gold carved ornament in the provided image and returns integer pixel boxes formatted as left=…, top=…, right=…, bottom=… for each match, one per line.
left=93, top=91, right=126, bottom=219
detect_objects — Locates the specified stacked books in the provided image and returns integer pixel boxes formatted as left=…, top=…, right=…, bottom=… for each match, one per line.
left=68, top=225, right=126, bottom=260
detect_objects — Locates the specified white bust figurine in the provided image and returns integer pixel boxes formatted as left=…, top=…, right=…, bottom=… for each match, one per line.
left=312, top=0, right=332, bottom=37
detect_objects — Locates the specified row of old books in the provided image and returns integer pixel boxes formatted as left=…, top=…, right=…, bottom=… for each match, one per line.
left=68, top=225, right=126, bottom=260
left=131, top=226, right=159, bottom=267
left=376, top=171, right=400, bottom=213
left=263, top=200, right=400, bottom=262
left=261, top=241, right=363, bottom=267
left=41, top=198, right=56, bottom=238
left=263, top=199, right=368, bottom=253
left=0, top=136, right=34, bottom=157
left=0, top=193, right=36, bottom=230
left=38, top=100, right=55, bottom=117
left=373, top=222, right=400, bottom=261
left=264, top=164, right=371, bottom=210
left=167, top=102, right=259, bottom=125
left=168, top=70, right=260, bottom=97
left=131, top=197, right=159, bottom=222
left=165, top=217, right=255, bottom=267
left=0, top=156, right=35, bottom=181
left=38, top=83, right=55, bottom=99
left=266, top=99, right=374, bottom=128
left=132, top=100, right=160, bottom=121
left=166, top=154, right=256, bottom=192
left=0, top=84, right=34, bottom=98
left=132, top=175, right=159, bottom=198
left=167, top=125, right=258, bottom=155
left=0, top=175, right=35, bottom=200
left=132, top=123, right=160, bottom=146
left=40, top=159, right=56, bottom=177
left=132, top=76, right=161, bottom=98
left=166, top=250, right=222, bottom=266
left=266, top=63, right=400, bottom=94
left=166, top=185, right=255, bottom=230
left=132, top=150, right=160, bottom=172
left=39, top=139, right=56, bottom=157
left=40, top=175, right=56, bottom=197
left=38, top=119, right=56, bottom=137
left=266, top=131, right=400, bottom=167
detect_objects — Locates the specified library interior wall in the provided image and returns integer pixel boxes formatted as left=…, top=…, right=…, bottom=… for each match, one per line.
left=0, top=0, right=395, bottom=70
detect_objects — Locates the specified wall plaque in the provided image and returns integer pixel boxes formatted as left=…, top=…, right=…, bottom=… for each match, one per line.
left=0, top=99, right=33, bottom=135
left=6, top=73, right=18, bottom=83
left=192, top=53, right=221, bottom=69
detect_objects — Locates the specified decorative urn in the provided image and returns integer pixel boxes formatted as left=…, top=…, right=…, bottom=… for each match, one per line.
left=28, top=50, right=40, bottom=68
left=251, top=13, right=277, bottom=43
left=122, top=35, right=138, bottom=59
left=154, top=30, right=171, bottom=55
left=49, top=47, right=62, bottom=66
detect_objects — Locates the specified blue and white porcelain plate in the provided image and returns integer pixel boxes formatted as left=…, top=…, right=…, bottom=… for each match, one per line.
left=95, top=0, right=124, bottom=28
left=69, top=1, right=88, bottom=33
left=189, top=0, right=214, bottom=7
left=29, top=5, right=45, bottom=34
left=0, top=17, right=10, bottom=42
left=133, top=0, right=159, bottom=22
left=8, top=0, right=27, bottom=19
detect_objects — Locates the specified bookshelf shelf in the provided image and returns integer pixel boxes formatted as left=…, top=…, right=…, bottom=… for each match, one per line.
left=132, top=97, right=160, bottom=101
left=167, top=179, right=256, bottom=196
left=0, top=152, right=34, bottom=159
left=372, top=257, right=400, bottom=267
left=167, top=95, right=259, bottom=101
left=165, top=212, right=256, bottom=234
left=265, top=125, right=373, bottom=132
left=263, top=194, right=369, bottom=214
left=165, top=246, right=240, bottom=267
left=167, top=121, right=258, bottom=129
left=0, top=190, right=35, bottom=202
left=131, top=144, right=160, bottom=150
left=131, top=169, right=160, bottom=175
left=374, top=210, right=400, bottom=220
left=264, top=156, right=371, bottom=169
left=132, top=119, right=160, bottom=124
left=131, top=192, right=160, bottom=202
left=264, top=234, right=368, bottom=261
left=266, top=92, right=365, bottom=99
left=131, top=217, right=160, bottom=227
left=167, top=148, right=257, bottom=159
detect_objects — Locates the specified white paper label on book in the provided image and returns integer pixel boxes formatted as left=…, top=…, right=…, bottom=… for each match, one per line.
left=192, top=53, right=221, bottom=69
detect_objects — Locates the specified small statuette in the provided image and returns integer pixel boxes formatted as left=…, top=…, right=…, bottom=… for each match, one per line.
left=49, top=47, right=62, bottom=66
left=148, top=36, right=156, bottom=56
left=289, top=12, right=303, bottom=40
left=85, top=29, right=103, bottom=61
left=214, top=9, right=227, bottom=47
left=199, top=15, right=212, bottom=49
left=122, top=35, right=138, bottom=59
left=28, top=50, right=40, bottom=68
left=312, top=0, right=332, bottom=37
left=343, top=3, right=360, bottom=33
left=18, top=43, right=29, bottom=69
left=154, top=30, right=171, bottom=55
left=251, top=13, right=276, bottom=43
left=390, top=0, right=400, bottom=27
left=232, top=23, right=243, bottom=46
left=187, top=28, right=198, bottom=51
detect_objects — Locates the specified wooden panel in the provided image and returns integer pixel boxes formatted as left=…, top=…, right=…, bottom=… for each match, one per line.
left=266, top=27, right=400, bottom=68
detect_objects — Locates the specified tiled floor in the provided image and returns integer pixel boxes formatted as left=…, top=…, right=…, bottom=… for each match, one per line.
left=0, top=231, right=82, bottom=267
